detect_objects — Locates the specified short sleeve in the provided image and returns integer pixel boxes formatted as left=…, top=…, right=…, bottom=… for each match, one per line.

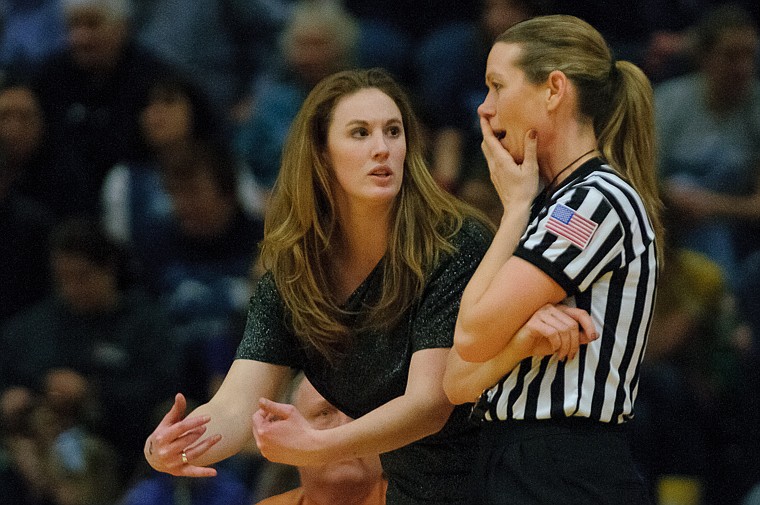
left=514, top=186, right=627, bottom=296
left=235, top=272, right=301, bottom=368
left=409, top=219, right=491, bottom=352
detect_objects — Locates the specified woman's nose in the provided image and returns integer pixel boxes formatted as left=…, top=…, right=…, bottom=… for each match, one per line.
left=478, top=94, right=495, bottom=119
left=371, top=133, right=390, bottom=158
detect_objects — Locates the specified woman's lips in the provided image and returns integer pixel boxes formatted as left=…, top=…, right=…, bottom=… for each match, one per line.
left=370, top=166, right=392, bottom=177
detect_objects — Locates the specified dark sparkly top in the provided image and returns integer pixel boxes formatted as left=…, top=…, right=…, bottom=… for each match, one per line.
left=236, top=218, right=492, bottom=504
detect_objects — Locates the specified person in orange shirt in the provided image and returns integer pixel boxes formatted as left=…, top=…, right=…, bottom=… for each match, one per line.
left=256, top=374, right=387, bottom=505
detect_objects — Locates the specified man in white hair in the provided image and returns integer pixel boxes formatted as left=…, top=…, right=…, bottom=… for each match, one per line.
left=31, top=0, right=178, bottom=219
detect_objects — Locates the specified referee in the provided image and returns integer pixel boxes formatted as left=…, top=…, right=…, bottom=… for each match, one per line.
left=443, top=15, right=662, bottom=505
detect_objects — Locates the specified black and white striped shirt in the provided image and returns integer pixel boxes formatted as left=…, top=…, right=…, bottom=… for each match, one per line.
left=479, top=158, right=658, bottom=424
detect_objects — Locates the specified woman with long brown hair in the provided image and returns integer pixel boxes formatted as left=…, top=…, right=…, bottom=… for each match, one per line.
left=143, top=68, right=493, bottom=504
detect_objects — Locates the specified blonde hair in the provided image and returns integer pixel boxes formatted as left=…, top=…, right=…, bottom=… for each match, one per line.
left=497, top=15, right=663, bottom=257
left=261, top=68, right=489, bottom=361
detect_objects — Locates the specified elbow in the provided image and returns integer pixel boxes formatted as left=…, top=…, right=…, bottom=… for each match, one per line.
left=442, top=351, right=482, bottom=406
left=443, top=378, right=473, bottom=406
left=426, top=402, right=453, bottom=435
left=455, top=339, right=488, bottom=363
left=453, top=322, right=497, bottom=363
left=417, top=397, right=454, bottom=437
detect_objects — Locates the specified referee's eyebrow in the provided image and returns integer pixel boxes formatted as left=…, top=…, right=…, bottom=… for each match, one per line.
left=485, top=72, right=503, bottom=87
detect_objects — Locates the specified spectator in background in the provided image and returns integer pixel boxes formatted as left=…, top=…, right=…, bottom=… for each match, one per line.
left=0, top=386, right=49, bottom=505
left=0, top=92, right=53, bottom=325
left=135, top=0, right=289, bottom=120
left=40, top=369, right=122, bottom=505
left=31, top=0, right=178, bottom=219
left=235, top=0, right=359, bottom=190
left=0, top=0, right=66, bottom=74
left=256, top=374, right=387, bottom=505
left=427, top=0, right=550, bottom=194
left=102, top=74, right=266, bottom=263
left=655, top=3, right=760, bottom=290
left=631, top=201, right=746, bottom=503
left=140, top=141, right=264, bottom=402
left=0, top=218, right=179, bottom=484
left=0, top=75, right=73, bottom=219
left=737, top=342, right=760, bottom=505
left=423, top=0, right=550, bottom=233
left=1, top=372, right=122, bottom=505
left=342, top=0, right=477, bottom=89
left=555, top=0, right=704, bottom=73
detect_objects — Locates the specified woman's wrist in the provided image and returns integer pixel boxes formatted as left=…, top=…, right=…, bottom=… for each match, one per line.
left=498, top=203, right=531, bottom=240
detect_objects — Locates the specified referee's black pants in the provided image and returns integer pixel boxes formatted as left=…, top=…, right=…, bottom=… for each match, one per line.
left=471, top=418, right=652, bottom=505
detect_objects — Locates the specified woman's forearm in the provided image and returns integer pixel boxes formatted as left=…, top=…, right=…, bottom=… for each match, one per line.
left=445, top=304, right=594, bottom=404
left=184, top=361, right=292, bottom=467
left=444, top=335, right=532, bottom=405
left=253, top=348, right=455, bottom=467
left=315, top=391, right=453, bottom=462
left=316, top=348, right=453, bottom=461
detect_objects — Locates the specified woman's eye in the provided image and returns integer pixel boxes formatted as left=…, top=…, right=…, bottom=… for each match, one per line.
left=387, top=125, right=402, bottom=136
left=351, top=127, right=369, bottom=137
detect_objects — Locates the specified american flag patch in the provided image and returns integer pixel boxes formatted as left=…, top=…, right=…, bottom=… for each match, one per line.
left=545, top=203, right=598, bottom=249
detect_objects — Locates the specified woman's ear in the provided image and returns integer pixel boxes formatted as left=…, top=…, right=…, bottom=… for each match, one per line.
left=545, top=70, right=568, bottom=111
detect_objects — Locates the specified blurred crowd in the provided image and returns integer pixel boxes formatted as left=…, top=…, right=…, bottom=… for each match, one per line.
left=0, top=0, right=759, bottom=504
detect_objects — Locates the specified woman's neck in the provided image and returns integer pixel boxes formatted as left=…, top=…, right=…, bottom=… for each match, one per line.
left=336, top=196, right=392, bottom=256
left=330, top=205, right=391, bottom=301
left=541, top=127, right=598, bottom=190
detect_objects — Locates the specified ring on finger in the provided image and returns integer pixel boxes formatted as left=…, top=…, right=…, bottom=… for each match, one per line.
left=181, top=451, right=189, bottom=465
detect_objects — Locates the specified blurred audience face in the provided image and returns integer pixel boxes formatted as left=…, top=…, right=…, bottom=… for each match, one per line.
left=44, top=369, right=89, bottom=420
left=482, top=0, right=533, bottom=41
left=52, top=252, right=118, bottom=314
left=288, top=27, right=344, bottom=88
left=0, top=386, right=36, bottom=434
left=704, top=25, right=758, bottom=105
left=293, top=377, right=384, bottom=489
left=65, top=5, right=128, bottom=71
left=0, top=86, right=44, bottom=166
left=283, top=2, right=358, bottom=89
left=141, top=89, right=193, bottom=149
left=164, top=168, right=235, bottom=239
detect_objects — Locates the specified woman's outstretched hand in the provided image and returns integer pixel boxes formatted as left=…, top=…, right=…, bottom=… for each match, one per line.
left=143, top=393, right=222, bottom=477
left=252, top=397, right=327, bottom=467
